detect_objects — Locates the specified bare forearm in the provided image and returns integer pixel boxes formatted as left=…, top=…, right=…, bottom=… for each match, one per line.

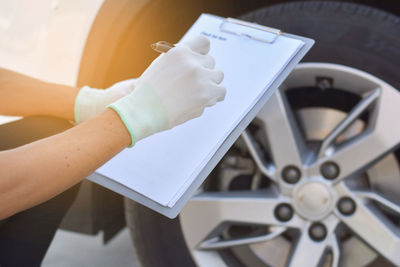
left=0, top=108, right=130, bottom=219
left=0, top=68, right=79, bottom=120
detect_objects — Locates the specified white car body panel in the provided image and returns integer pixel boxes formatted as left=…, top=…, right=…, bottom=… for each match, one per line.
left=0, top=0, right=104, bottom=124
left=0, top=0, right=104, bottom=86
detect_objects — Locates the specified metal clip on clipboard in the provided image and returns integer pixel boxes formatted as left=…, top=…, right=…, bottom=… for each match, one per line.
left=220, top=17, right=282, bottom=44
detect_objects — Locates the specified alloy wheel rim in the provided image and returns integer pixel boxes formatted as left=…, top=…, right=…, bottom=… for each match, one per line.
left=180, top=63, right=400, bottom=267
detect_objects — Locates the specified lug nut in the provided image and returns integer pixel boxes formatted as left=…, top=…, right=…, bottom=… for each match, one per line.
left=309, top=222, right=327, bottom=241
left=316, top=77, right=333, bottom=90
left=274, top=203, right=294, bottom=222
left=320, top=161, right=340, bottom=180
left=337, top=197, right=356, bottom=216
left=281, top=165, right=301, bottom=184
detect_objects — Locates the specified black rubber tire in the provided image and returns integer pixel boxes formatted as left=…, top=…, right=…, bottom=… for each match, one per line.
left=124, top=198, right=196, bottom=267
left=125, top=2, right=400, bottom=267
left=241, top=1, right=400, bottom=89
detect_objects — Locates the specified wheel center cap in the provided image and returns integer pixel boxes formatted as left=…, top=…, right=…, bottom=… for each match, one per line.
left=292, top=181, right=334, bottom=221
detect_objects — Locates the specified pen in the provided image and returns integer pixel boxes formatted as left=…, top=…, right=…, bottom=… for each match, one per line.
left=151, top=41, right=175, bottom=53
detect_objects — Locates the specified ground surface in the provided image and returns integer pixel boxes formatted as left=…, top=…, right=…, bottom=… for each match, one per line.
left=43, top=228, right=139, bottom=267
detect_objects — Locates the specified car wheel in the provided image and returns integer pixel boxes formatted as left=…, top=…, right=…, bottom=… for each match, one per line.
left=125, top=2, right=400, bottom=266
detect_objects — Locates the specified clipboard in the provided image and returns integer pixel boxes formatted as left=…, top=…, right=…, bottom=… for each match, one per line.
left=89, top=14, right=314, bottom=219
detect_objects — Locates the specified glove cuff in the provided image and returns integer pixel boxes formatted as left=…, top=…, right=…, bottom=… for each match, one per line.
left=74, top=86, right=99, bottom=124
left=75, top=85, right=111, bottom=123
left=107, top=104, right=137, bottom=147
left=107, top=81, right=169, bottom=147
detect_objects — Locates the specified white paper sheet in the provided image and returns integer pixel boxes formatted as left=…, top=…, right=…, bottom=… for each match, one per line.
left=96, top=14, right=304, bottom=207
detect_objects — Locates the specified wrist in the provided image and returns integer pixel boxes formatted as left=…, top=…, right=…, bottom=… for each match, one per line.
left=107, top=81, right=169, bottom=146
left=42, top=81, right=79, bottom=121
left=107, top=104, right=137, bottom=147
left=74, top=86, right=108, bottom=123
left=103, top=108, right=132, bottom=148
left=74, top=86, right=87, bottom=123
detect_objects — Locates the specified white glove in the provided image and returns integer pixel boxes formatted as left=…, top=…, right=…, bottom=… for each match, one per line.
left=74, top=79, right=137, bottom=123
left=108, top=35, right=226, bottom=147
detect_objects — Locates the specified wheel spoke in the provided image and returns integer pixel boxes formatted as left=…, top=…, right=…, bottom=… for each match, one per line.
left=287, top=216, right=339, bottom=267
left=329, top=233, right=340, bottom=267
left=257, top=90, right=308, bottom=170
left=318, top=88, right=380, bottom=159
left=354, top=190, right=400, bottom=215
left=180, top=191, right=304, bottom=249
left=198, top=226, right=286, bottom=250
left=308, top=86, right=400, bottom=183
left=287, top=229, right=328, bottom=267
left=336, top=184, right=400, bottom=265
left=241, top=130, right=275, bottom=179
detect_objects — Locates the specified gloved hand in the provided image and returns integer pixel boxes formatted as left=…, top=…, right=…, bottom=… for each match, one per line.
left=74, top=79, right=138, bottom=123
left=108, top=35, right=226, bottom=147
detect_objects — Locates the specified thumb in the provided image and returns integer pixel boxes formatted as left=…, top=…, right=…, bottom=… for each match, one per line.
left=180, top=35, right=210, bottom=55
left=111, top=78, right=137, bottom=94
left=123, top=78, right=138, bottom=93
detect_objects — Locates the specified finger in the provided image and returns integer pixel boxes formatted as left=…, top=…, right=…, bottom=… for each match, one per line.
left=204, top=98, right=217, bottom=107
left=199, top=54, right=215, bottom=69
left=180, top=35, right=210, bottom=55
left=209, top=84, right=227, bottom=102
left=201, top=84, right=227, bottom=107
left=211, top=69, right=224, bottom=84
left=109, top=78, right=137, bottom=94
left=201, top=68, right=224, bottom=84
left=122, top=78, right=138, bottom=93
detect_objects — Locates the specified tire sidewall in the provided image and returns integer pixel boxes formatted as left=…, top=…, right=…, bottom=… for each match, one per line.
left=125, top=2, right=400, bottom=267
